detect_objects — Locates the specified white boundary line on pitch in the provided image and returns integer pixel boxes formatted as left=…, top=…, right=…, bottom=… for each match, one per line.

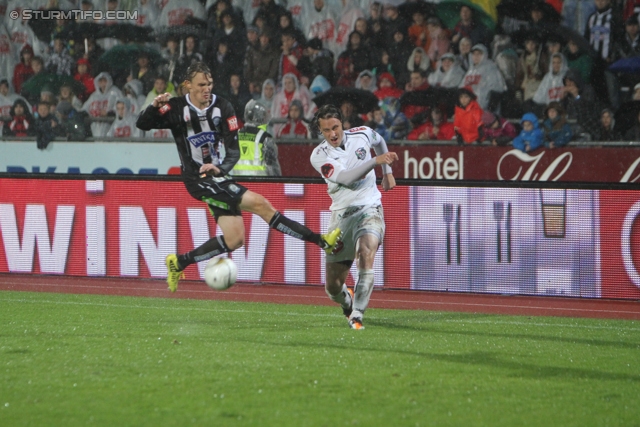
left=1, top=296, right=639, bottom=332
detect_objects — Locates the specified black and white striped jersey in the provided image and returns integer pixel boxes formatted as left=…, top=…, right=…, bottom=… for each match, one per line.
left=585, top=7, right=621, bottom=60
left=136, top=94, right=240, bottom=181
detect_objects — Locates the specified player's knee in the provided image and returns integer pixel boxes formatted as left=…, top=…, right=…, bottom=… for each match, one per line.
left=224, top=234, right=245, bottom=251
left=356, top=246, right=376, bottom=266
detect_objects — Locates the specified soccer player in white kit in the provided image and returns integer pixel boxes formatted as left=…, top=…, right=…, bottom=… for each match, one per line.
left=310, top=104, right=398, bottom=330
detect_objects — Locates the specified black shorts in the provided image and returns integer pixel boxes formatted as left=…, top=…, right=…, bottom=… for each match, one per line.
left=184, top=175, right=248, bottom=220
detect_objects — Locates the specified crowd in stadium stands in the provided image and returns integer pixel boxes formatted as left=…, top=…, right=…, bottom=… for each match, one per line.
left=1, top=0, right=640, bottom=149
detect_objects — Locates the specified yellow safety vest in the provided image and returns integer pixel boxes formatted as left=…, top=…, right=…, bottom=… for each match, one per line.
left=232, top=125, right=268, bottom=176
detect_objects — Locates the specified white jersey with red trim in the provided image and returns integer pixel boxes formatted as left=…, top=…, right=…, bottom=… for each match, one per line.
left=310, top=125, right=382, bottom=211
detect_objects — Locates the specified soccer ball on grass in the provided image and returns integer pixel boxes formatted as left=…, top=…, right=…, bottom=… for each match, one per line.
left=204, top=257, right=237, bottom=290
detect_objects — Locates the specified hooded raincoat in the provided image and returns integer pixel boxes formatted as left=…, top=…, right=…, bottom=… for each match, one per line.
left=428, top=53, right=465, bottom=88
left=532, top=53, right=569, bottom=105
left=82, top=72, right=123, bottom=138
left=460, top=44, right=507, bottom=110
left=513, top=112, right=544, bottom=152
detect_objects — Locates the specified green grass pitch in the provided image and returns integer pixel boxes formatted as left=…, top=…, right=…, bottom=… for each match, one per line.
left=1, top=290, right=639, bottom=427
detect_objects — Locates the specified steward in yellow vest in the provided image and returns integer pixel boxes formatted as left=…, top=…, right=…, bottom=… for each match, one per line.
left=231, top=100, right=282, bottom=176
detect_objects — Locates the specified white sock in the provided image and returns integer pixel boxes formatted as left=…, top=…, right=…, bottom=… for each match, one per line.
left=353, top=269, right=374, bottom=315
left=327, top=284, right=351, bottom=310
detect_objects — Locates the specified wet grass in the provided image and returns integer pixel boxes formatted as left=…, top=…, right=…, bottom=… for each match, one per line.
left=1, top=291, right=639, bottom=427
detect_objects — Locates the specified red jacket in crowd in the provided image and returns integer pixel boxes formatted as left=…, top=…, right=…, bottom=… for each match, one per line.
left=408, top=120, right=455, bottom=141
left=454, top=99, right=483, bottom=143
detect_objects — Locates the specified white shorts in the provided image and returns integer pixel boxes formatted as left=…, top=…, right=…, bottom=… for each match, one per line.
left=326, top=204, right=385, bottom=263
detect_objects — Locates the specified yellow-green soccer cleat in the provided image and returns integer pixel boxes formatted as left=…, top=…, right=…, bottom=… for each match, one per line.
left=165, top=254, right=184, bottom=292
left=321, top=227, right=342, bottom=255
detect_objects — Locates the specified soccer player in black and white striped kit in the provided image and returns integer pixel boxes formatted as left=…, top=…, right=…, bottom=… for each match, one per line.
left=136, top=62, right=341, bottom=292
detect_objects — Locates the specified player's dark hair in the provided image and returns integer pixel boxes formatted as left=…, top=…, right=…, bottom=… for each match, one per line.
left=314, top=104, right=343, bottom=130
left=185, top=62, right=212, bottom=82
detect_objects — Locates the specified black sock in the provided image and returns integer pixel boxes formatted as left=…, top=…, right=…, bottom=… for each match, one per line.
left=178, top=235, right=230, bottom=269
left=269, top=211, right=322, bottom=246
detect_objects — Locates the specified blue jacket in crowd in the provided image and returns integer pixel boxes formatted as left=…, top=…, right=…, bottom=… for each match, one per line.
left=542, top=118, right=573, bottom=147
left=512, top=113, right=544, bottom=152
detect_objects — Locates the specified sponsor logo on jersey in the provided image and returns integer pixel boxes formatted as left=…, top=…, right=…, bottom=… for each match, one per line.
left=227, top=116, right=239, bottom=131
left=187, top=131, right=216, bottom=148
left=355, top=147, right=367, bottom=160
left=321, top=163, right=335, bottom=178
left=159, top=104, right=171, bottom=115
left=349, top=127, right=367, bottom=132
